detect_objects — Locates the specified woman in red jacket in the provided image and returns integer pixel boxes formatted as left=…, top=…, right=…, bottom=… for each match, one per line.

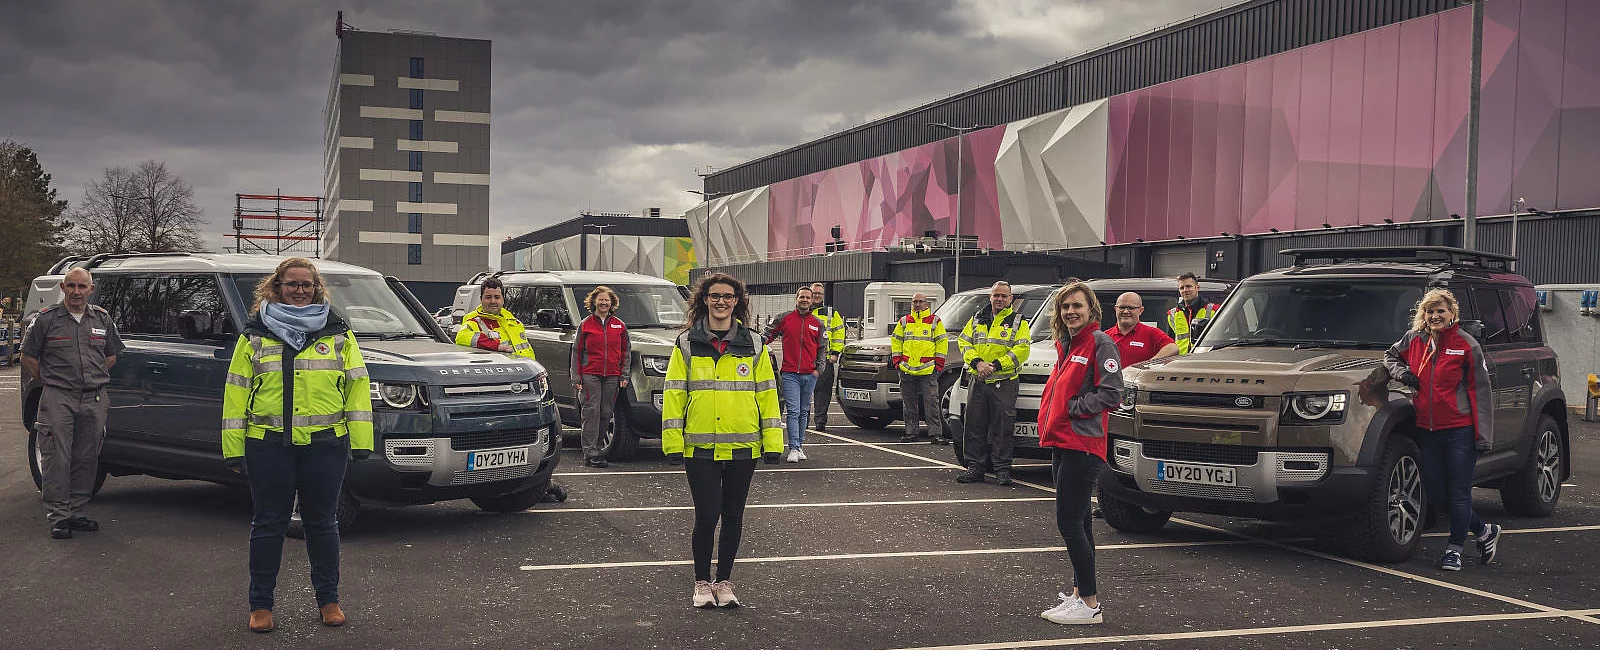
left=1034, top=282, right=1123, bottom=625
left=1383, top=288, right=1501, bottom=571
left=572, top=286, right=631, bottom=468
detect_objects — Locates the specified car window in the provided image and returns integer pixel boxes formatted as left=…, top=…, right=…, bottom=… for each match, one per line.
left=1465, top=286, right=1511, bottom=346
left=1201, top=281, right=1425, bottom=348
left=231, top=273, right=432, bottom=337
left=567, top=283, right=688, bottom=328
left=934, top=293, right=989, bottom=332
left=1503, top=287, right=1542, bottom=344
left=1031, top=287, right=1225, bottom=341
left=91, top=274, right=227, bottom=337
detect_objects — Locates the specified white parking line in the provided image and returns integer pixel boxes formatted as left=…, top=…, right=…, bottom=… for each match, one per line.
left=814, top=429, right=1058, bottom=492
left=877, top=608, right=1600, bottom=650
left=517, top=538, right=1301, bottom=572
left=526, top=497, right=1055, bottom=514
left=1423, top=524, right=1600, bottom=537
left=554, top=465, right=1040, bottom=477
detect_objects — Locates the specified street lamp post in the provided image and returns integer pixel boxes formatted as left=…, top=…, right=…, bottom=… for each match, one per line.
left=928, top=123, right=986, bottom=294
left=584, top=223, right=611, bottom=271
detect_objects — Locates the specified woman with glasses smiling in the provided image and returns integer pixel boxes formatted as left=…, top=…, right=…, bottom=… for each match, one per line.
left=221, top=257, right=373, bottom=633
left=661, top=273, right=784, bottom=608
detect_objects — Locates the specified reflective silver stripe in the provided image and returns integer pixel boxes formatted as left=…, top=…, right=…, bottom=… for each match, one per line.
left=663, top=379, right=688, bottom=391
left=754, top=379, right=778, bottom=393
left=662, top=418, right=685, bottom=429
left=257, top=345, right=284, bottom=357
left=250, top=415, right=284, bottom=427
left=760, top=418, right=782, bottom=430
left=345, top=367, right=369, bottom=380
left=685, top=379, right=759, bottom=392
left=346, top=410, right=372, bottom=422
left=294, top=359, right=345, bottom=371
left=254, top=360, right=285, bottom=374
left=221, top=418, right=246, bottom=430
left=249, top=412, right=346, bottom=428
left=890, top=333, right=904, bottom=342
left=901, top=360, right=935, bottom=372
left=513, top=343, right=531, bottom=351
left=682, top=432, right=762, bottom=445
left=1004, top=351, right=1020, bottom=369
left=898, top=334, right=942, bottom=342
left=331, top=333, right=346, bottom=366
left=225, top=373, right=251, bottom=388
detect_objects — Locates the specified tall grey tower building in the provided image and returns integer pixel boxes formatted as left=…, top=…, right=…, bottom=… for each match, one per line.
left=323, top=18, right=490, bottom=307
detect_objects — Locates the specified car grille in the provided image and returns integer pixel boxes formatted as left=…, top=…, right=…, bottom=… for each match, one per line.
left=450, top=428, right=542, bottom=451
left=1018, top=373, right=1048, bottom=384
left=1147, top=392, right=1262, bottom=409
left=1141, top=440, right=1260, bottom=466
left=1147, top=480, right=1255, bottom=501
left=839, top=378, right=877, bottom=390
left=450, top=464, right=538, bottom=485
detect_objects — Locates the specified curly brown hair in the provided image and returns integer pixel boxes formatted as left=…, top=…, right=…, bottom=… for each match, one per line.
left=584, top=285, right=620, bottom=315
left=683, top=273, right=750, bottom=329
left=1049, top=281, right=1101, bottom=341
left=251, top=257, right=328, bottom=313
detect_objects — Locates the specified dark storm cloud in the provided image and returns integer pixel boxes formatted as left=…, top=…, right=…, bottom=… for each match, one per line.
left=0, top=0, right=1223, bottom=265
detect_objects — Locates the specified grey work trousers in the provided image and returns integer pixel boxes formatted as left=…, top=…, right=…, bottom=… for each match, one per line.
left=964, top=378, right=1019, bottom=472
left=579, top=375, right=621, bottom=459
left=900, top=374, right=943, bottom=440
left=36, top=386, right=109, bottom=523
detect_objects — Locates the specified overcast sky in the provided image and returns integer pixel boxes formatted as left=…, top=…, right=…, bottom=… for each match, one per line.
left=1, top=0, right=1224, bottom=268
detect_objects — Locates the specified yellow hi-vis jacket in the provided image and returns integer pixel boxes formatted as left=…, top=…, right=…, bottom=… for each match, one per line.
left=812, top=305, right=847, bottom=355
left=890, top=309, right=947, bottom=376
left=958, top=306, right=1031, bottom=383
left=222, top=316, right=374, bottom=459
left=661, top=321, right=784, bottom=460
left=1167, top=300, right=1221, bottom=355
left=456, top=307, right=537, bottom=361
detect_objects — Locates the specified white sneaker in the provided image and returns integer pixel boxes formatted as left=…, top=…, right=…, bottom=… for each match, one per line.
left=693, top=581, right=716, bottom=608
left=796, top=448, right=808, bottom=461
left=1042, top=596, right=1102, bottom=625
left=786, top=449, right=801, bottom=463
left=710, top=580, right=740, bottom=607
left=1040, top=592, right=1077, bottom=619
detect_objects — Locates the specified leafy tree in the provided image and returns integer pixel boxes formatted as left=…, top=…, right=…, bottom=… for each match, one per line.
left=0, top=141, right=70, bottom=310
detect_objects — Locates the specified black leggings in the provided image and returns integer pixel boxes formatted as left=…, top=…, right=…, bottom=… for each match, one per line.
left=685, top=456, right=758, bottom=582
left=1052, top=448, right=1105, bottom=598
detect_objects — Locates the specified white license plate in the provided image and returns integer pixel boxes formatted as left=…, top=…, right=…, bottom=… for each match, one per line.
left=1155, top=461, right=1237, bottom=486
left=842, top=388, right=873, bottom=402
left=1014, top=422, right=1038, bottom=436
left=468, top=448, right=529, bottom=471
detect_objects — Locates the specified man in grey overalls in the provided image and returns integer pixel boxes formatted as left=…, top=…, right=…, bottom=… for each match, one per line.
left=22, top=268, right=123, bottom=539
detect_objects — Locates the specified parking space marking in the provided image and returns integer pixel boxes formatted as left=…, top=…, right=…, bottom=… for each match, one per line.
left=877, top=608, right=1600, bottom=650
left=813, top=429, right=1058, bottom=492
left=554, top=465, right=1041, bottom=477
left=527, top=496, right=1055, bottom=514
left=517, top=538, right=1298, bottom=572
left=1423, top=524, right=1600, bottom=537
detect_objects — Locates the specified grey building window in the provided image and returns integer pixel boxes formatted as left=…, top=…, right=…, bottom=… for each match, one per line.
left=409, top=89, right=424, bottom=110
left=409, top=57, right=424, bottom=78
left=408, top=151, right=423, bottom=172
left=408, top=244, right=422, bottom=265
left=408, top=182, right=422, bottom=202
left=408, top=213, right=422, bottom=234
left=409, top=120, right=423, bottom=140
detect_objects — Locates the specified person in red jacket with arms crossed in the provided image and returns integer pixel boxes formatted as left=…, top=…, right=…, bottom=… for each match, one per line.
left=572, top=286, right=632, bottom=468
left=1035, top=282, right=1123, bottom=625
left=1383, top=288, right=1501, bottom=571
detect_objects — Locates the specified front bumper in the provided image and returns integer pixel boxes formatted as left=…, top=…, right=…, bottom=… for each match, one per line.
left=1100, top=437, right=1379, bottom=521
left=349, top=398, right=563, bottom=505
left=838, top=381, right=901, bottom=412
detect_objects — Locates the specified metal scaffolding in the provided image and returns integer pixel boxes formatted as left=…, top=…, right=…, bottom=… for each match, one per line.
left=232, top=192, right=324, bottom=256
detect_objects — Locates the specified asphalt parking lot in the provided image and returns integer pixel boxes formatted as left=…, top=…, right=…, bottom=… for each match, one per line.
left=2, top=366, right=1599, bottom=649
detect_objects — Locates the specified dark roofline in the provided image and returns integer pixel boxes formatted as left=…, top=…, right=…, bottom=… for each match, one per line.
left=501, top=213, right=690, bottom=254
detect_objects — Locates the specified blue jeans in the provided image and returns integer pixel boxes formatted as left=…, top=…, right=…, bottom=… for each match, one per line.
left=244, top=434, right=349, bottom=611
left=1417, top=426, right=1486, bottom=549
left=780, top=372, right=818, bottom=450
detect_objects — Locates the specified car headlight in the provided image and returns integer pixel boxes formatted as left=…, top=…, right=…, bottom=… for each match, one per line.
left=1120, top=382, right=1139, bottom=411
left=642, top=355, right=671, bottom=376
left=370, top=382, right=428, bottom=410
left=1282, top=391, right=1348, bottom=424
left=531, top=372, right=550, bottom=401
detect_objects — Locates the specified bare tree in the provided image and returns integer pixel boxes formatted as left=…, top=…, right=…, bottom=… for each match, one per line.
left=69, top=160, right=204, bottom=255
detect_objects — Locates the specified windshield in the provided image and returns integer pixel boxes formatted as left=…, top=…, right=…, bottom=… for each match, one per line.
left=1198, top=280, right=1426, bottom=350
left=935, top=292, right=995, bottom=333
left=569, top=283, right=688, bottom=328
left=1030, top=287, right=1227, bottom=341
left=232, top=274, right=434, bottom=338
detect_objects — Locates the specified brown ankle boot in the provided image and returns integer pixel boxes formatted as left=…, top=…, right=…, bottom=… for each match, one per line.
left=248, top=609, right=274, bottom=633
left=320, top=603, right=346, bottom=627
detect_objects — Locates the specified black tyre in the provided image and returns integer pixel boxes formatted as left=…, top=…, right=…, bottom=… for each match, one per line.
left=1098, top=485, right=1171, bottom=534
left=471, top=484, right=549, bottom=513
left=1500, top=415, right=1564, bottom=517
left=286, top=485, right=361, bottom=539
left=1334, top=437, right=1425, bottom=563
left=843, top=408, right=894, bottom=430
left=27, top=429, right=108, bottom=496
left=597, top=400, right=641, bottom=461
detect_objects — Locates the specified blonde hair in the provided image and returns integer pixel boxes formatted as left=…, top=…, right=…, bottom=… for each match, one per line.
left=584, top=285, right=620, bottom=315
left=252, top=257, right=328, bottom=313
left=1410, top=288, right=1459, bottom=333
left=1050, top=282, right=1101, bottom=341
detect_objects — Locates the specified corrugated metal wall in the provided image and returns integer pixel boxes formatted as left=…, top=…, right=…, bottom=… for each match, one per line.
left=705, top=0, right=1459, bottom=196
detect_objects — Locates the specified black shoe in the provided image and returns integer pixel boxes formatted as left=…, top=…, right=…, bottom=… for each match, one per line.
left=900, top=435, right=917, bottom=443
left=67, top=517, right=99, bottom=532
left=932, top=437, right=951, bottom=445
left=584, top=457, right=608, bottom=468
left=956, top=467, right=985, bottom=484
left=50, top=521, right=72, bottom=539
left=995, top=472, right=1014, bottom=486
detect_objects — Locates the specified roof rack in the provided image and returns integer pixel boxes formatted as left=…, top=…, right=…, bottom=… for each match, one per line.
left=47, top=255, right=93, bottom=275
left=467, top=269, right=551, bottom=285
left=79, top=252, right=201, bottom=271
left=1281, top=246, right=1514, bottom=270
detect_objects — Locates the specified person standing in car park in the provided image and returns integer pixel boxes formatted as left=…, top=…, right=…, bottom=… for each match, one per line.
left=808, top=282, right=846, bottom=430
left=1035, top=282, right=1123, bottom=625
left=222, top=257, right=374, bottom=633
left=764, top=286, right=827, bottom=463
left=662, top=273, right=784, bottom=608
left=455, top=277, right=537, bottom=361
left=21, top=268, right=123, bottom=540
left=957, top=281, right=1031, bottom=486
left=892, top=292, right=949, bottom=443
left=1383, top=288, right=1502, bottom=572
left=1107, top=292, right=1177, bottom=366
left=1167, top=273, right=1221, bottom=355
left=571, top=286, right=631, bottom=468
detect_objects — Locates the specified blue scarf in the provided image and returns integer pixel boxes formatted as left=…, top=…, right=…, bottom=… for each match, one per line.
left=261, top=301, right=330, bottom=350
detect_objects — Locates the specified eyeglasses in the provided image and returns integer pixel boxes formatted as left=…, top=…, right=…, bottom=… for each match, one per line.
left=278, top=281, right=315, bottom=291
left=706, top=292, right=737, bottom=303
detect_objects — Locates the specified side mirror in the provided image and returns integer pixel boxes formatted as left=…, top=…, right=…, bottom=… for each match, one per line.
left=1190, top=316, right=1210, bottom=340
left=1459, top=319, right=1485, bottom=341
left=536, top=308, right=571, bottom=329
